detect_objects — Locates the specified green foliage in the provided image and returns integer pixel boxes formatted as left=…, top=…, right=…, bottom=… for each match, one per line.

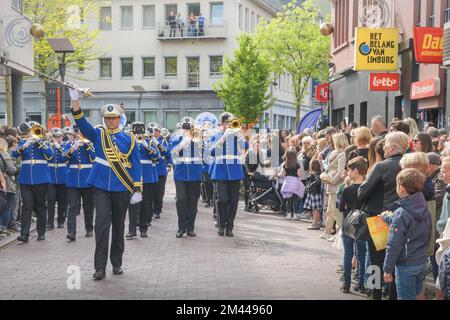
left=24, top=0, right=103, bottom=79
left=255, top=0, right=330, bottom=123
left=213, top=34, right=274, bottom=125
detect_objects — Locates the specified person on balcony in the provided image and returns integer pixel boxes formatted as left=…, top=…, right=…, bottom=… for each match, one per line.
left=188, top=13, right=197, bottom=36
left=197, top=13, right=205, bottom=36
left=176, top=13, right=184, bottom=37
left=167, top=12, right=177, bottom=37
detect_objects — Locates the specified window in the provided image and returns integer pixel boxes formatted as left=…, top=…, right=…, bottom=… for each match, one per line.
left=245, top=8, right=250, bottom=32
left=165, top=111, right=180, bottom=130
left=417, top=0, right=422, bottom=26
left=125, top=111, right=135, bottom=125
left=445, top=0, right=450, bottom=23
left=100, top=7, right=112, bottom=31
left=165, top=4, right=178, bottom=19
left=142, top=57, right=155, bottom=78
left=12, top=0, right=23, bottom=13
left=187, top=3, right=201, bottom=16
left=428, top=0, right=436, bottom=27
left=210, top=56, right=223, bottom=76
left=360, top=101, right=367, bottom=126
left=100, top=58, right=112, bottom=78
left=77, top=58, right=85, bottom=73
left=291, top=117, right=296, bottom=131
left=121, top=6, right=133, bottom=29
left=210, top=2, right=224, bottom=26
left=187, top=110, right=201, bottom=119
left=26, top=113, right=42, bottom=124
left=334, top=0, right=349, bottom=48
left=121, top=57, right=133, bottom=78
left=239, top=5, right=244, bottom=29
left=251, top=11, right=255, bottom=33
left=278, top=115, right=285, bottom=129
left=165, top=57, right=177, bottom=77
left=187, top=57, right=200, bottom=88
left=144, top=111, right=157, bottom=124
left=142, top=5, right=155, bottom=28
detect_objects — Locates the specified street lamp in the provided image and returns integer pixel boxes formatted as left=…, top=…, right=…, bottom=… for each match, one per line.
left=131, top=85, right=146, bottom=122
left=269, top=81, right=278, bottom=130
left=47, top=38, right=75, bottom=128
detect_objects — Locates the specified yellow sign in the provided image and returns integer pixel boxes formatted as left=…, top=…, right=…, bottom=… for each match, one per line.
left=367, top=216, right=390, bottom=251
left=355, top=28, right=399, bottom=71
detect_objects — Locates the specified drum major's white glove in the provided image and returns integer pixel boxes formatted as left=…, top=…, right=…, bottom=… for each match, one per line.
left=130, top=192, right=142, bottom=204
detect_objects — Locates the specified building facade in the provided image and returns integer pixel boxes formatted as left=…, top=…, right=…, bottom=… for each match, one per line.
left=329, top=0, right=450, bottom=129
left=1, top=0, right=321, bottom=130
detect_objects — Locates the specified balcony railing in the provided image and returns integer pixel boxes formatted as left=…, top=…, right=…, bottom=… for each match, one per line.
left=154, top=72, right=222, bottom=91
left=157, top=20, right=227, bottom=40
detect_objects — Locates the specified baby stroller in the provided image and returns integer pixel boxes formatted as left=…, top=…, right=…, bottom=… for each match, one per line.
left=248, top=172, right=283, bottom=213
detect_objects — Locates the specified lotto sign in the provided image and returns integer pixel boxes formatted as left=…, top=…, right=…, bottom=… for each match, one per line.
left=369, top=73, right=400, bottom=91
left=413, top=27, right=443, bottom=64
left=355, top=28, right=399, bottom=71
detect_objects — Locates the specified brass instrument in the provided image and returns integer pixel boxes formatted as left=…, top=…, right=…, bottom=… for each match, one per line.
left=230, top=118, right=242, bottom=130
left=190, top=128, right=202, bottom=143
left=136, top=134, right=146, bottom=143
left=161, top=128, right=170, bottom=140
left=30, top=125, right=45, bottom=139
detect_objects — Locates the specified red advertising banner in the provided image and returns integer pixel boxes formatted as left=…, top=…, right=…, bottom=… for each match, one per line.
left=410, top=78, right=440, bottom=100
left=369, top=73, right=400, bottom=91
left=315, top=83, right=329, bottom=103
left=413, top=27, right=443, bottom=64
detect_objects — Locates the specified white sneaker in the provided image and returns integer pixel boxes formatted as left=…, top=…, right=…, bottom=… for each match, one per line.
left=328, top=235, right=337, bottom=242
left=319, top=233, right=329, bottom=239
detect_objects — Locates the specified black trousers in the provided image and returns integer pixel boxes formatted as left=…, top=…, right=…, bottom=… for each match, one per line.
left=203, top=173, right=214, bottom=204
left=243, top=171, right=251, bottom=207
left=216, top=180, right=241, bottom=231
left=47, top=184, right=67, bottom=227
left=67, top=187, right=94, bottom=235
left=175, top=181, right=201, bottom=232
left=20, top=184, right=49, bottom=238
left=93, top=189, right=131, bottom=271
left=128, top=182, right=157, bottom=233
left=153, top=175, right=167, bottom=216
left=368, top=237, right=386, bottom=300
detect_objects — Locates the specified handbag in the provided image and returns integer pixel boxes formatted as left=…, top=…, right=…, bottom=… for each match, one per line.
left=342, top=208, right=370, bottom=241
left=320, top=172, right=332, bottom=184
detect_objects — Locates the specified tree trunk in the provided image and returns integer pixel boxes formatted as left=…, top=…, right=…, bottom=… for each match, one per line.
left=5, top=75, right=13, bottom=126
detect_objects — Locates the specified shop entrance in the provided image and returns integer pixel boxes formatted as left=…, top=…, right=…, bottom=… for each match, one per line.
left=418, top=108, right=444, bottom=129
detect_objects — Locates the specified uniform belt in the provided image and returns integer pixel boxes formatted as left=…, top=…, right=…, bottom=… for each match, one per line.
left=69, top=164, right=93, bottom=169
left=48, top=163, right=67, bottom=168
left=175, top=157, right=202, bottom=163
left=95, top=157, right=111, bottom=167
left=22, top=160, right=47, bottom=165
left=215, top=155, right=242, bottom=161
left=141, top=160, right=153, bottom=164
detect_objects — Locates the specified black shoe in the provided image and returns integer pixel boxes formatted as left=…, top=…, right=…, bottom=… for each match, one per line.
left=17, top=235, right=29, bottom=243
left=341, top=286, right=350, bottom=294
left=154, top=214, right=160, bottom=219
left=187, top=231, right=196, bottom=237
left=66, top=234, right=76, bottom=242
left=85, top=231, right=93, bottom=238
left=112, top=268, right=123, bottom=275
left=176, top=230, right=185, bottom=238
left=140, top=231, right=148, bottom=238
left=93, top=270, right=106, bottom=280
left=46, top=225, right=54, bottom=231
left=218, top=228, right=225, bottom=236
left=147, top=222, right=152, bottom=227
left=37, top=235, right=45, bottom=241
left=126, top=232, right=137, bottom=240
left=225, top=230, right=234, bottom=237
left=57, top=224, right=64, bottom=229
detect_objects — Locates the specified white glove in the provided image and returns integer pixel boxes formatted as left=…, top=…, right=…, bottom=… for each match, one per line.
left=151, top=137, right=159, bottom=146
left=54, top=142, right=60, bottom=149
left=130, top=192, right=142, bottom=204
left=142, top=139, right=149, bottom=148
left=68, top=84, right=80, bottom=101
left=23, top=139, right=35, bottom=148
left=71, top=141, right=81, bottom=151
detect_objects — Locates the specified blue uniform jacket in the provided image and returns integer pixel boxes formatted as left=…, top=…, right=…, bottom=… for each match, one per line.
left=48, top=143, right=68, bottom=185
left=12, top=140, right=53, bottom=185
left=207, top=131, right=248, bottom=181
left=170, top=136, right=203, bottom=182
left=137, top=140, right=160, bottom=184
left=63, top=142, right=95, bottom=188
left=156, top=137, right=170, bottom=177
left=73, top=110, right=142, bottom=193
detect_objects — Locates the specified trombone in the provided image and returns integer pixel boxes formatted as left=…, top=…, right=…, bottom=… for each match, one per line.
left=29, top=124, right=47, bottom=148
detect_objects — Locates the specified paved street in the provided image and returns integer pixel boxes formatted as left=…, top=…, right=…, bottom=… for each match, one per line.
left=0, top=175, right=364, bottom=300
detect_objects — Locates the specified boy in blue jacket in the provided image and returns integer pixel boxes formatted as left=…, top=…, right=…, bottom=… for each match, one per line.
left=383, top=168, right=432, bottom=300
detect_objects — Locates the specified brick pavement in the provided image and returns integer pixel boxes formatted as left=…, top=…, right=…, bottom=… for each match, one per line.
left=0, top=175, right=365, bottom=300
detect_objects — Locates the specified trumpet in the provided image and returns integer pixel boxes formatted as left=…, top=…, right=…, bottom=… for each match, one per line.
left=230, top=118, right=242, bottom=130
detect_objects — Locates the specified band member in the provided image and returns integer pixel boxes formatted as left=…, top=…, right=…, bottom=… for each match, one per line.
left=208, top=112, right=248, bottom=237
left=12, top=123, right=53, bottom=242
left=149, top=122, right=170, bottom=220
left=62, top=127, right=95, bottom=241
left=127, top=122, right=160, bottom=240
left=47, top=128, right=68, bottom=230
left=170, top=117, right=203, bottom=238
left=70, top=86, right=142, bottom=281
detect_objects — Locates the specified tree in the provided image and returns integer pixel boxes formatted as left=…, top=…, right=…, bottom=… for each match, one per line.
left=213, top=34, right=274, bottom=126
left=255, top=0, right=330, bottom=124
left=23, top=0, right=104, bottom=122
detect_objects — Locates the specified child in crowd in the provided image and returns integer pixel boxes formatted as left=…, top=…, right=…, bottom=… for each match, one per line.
left=383, top=168, right=432, bottom=300
left=279, top=150, right=303, bottom=219
left=304, top=160, right=322, bottom=230
left=338, top=157, right=368, bottom=294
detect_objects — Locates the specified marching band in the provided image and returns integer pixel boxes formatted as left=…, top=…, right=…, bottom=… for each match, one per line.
left=10, top=84, right=249, bottom=280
